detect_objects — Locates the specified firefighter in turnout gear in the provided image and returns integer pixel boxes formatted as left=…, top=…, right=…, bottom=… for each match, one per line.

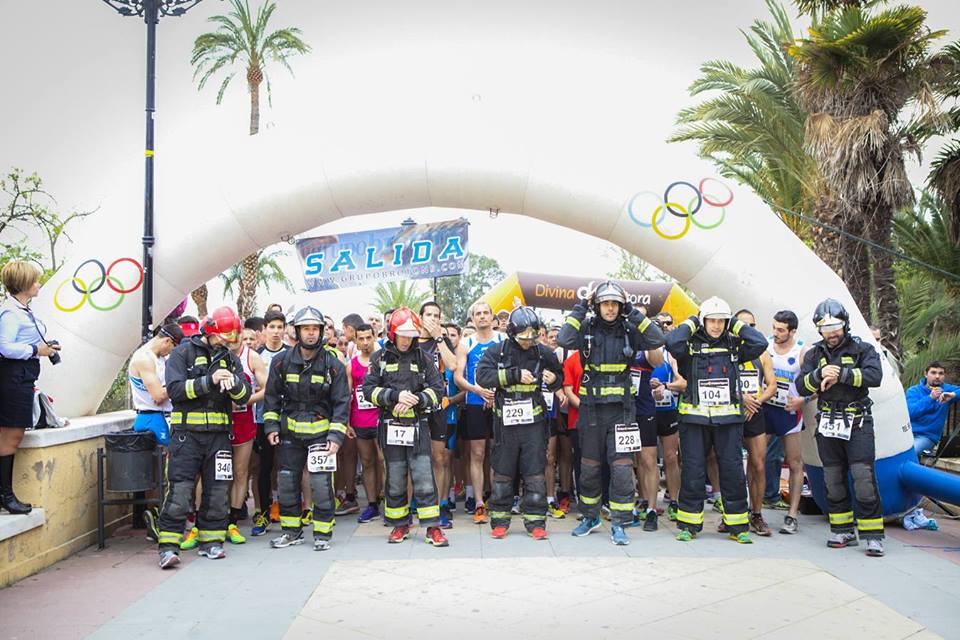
left=475, top=306, right=564, bottom=540
left=157, top=306, right=252, bottom=569
left=362, top=308, right=449, bottom=547
left=796, top=299, right=885, bottom=557
left=665, top=297, right=767, bottom=544
left=556, top=281, right=665, bottom=545
left=263, top=306, right=350, bottom=552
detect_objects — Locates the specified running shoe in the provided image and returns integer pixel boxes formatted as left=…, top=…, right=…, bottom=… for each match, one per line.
left=749, top=512, right=772, bottom=537
left=572, top=517, right=602, bottom=537
left=336, top=499, right=360, bottom=516
left=547, top=501, right=565, bottom=519
left=528, top=527, right=549, bottom=541
left=779, top=515, right=799, bottom=535
left=464, top=496, right=477, bottom=514
left=643, top=509, right=658, bottom=532
left=610, top=525, right=630, bottom=546
left=301, top=509, right=313, bottom=527
left=358, top=504, right=380, bottom=524
left=271, top=531, right=304, bottom=548
left=511, top=496, right=522, bottom=515
left=425, top=527, right=449, bottom=547
left=717, top=520, right=729, bottom=533
left=826, top=531, right=858, bottom=548
left=158, top=550, right=180, bottom=569
left=251, top=511, right=270, bottom=536
left=712, top=497, right=724, bottom=514
left=439, top=504, right=453, bottom=530
left=447, top=497, right=457, bottom=513
left=198, top=544, right=226, bottom=559
left=473, top=504, right=489, bottom=524
left=558, top=495, right=571, bottom=514
left=763, top=497, right=789, bottom=511
left=269, top=501, right=280, bottom=523
left=600, top=504, right=612, bottom=521
left=388, top=525, right=410, bottom=543
left=454, top=481, right=465, bottom=501
left=313, top=539, right=331, bottom=552
left=865, top=539, right=884, bottom=557
left=143, top=508, right=159, bottom=542
left=667, top=501, right=679, bottom=522
left=410, top=498, right=418, bottom=513
left=729, top=532, right=753, bottom=544
left=239, top=502, right=249, bottom=521
left=179, top=527, right=199, bottom=551
left=675, top=530, right=695, bottom=542
left=491, top=526, right=508, bottom=539
left=227, top=524, right=246, bottom=545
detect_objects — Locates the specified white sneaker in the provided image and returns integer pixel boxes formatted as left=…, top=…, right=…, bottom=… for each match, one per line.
left=271, top=532, right=304, bottom=548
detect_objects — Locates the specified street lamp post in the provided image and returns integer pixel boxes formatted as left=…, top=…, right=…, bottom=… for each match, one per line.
left=100, top=0, right=206, bottom=343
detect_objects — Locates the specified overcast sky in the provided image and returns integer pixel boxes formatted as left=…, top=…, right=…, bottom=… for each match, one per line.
left=2, top=0, right=958, bottom=323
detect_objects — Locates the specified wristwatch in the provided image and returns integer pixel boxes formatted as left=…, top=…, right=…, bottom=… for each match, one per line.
left=434, top=336, right=443, bottom=343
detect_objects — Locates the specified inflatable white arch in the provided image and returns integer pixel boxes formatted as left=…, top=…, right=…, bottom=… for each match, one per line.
left=33, top=82, right=927, bottom=513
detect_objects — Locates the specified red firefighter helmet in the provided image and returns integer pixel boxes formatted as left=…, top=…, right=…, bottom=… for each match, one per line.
left=388, top=307, right=422, bottom=342
left=200, top=306, right=242, bottom=343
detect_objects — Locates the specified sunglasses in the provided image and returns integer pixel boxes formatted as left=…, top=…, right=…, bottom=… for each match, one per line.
left=159, top=328, right=182, bottom=345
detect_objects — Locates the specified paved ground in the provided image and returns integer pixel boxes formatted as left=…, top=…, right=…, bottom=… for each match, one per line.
left=2, top=504, right=958, bottom=640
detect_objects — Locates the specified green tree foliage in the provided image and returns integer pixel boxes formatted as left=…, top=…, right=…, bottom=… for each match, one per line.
left=219, top=246, right=295, bottom=317
left=434, top=254, right=506, bottom=324
left=372, top=280, right=431, bottom=315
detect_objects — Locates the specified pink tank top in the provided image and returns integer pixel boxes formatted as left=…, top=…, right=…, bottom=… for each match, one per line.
left=350, top=355, right=378, bottom=428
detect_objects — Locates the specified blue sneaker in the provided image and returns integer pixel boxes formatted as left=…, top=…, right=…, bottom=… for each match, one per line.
left=611, top=524, right=630, bottom=546
left=510, top=496, right=522, bottom=515
left=439, top=502, right=453, bottom=529
left=410, top=498, right=418, bottom=513
left=464, top=496, right=477, bottom=515
left=250, top=511, right=270, bottom=537
left=358, top=504, right=380, bottom=524
left=572, top=517, right=602, bottom=537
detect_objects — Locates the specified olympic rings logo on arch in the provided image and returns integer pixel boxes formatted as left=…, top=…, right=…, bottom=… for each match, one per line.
left=625, top=178, right=734, bottom=241
left=53, top=257, right=144, bottom=313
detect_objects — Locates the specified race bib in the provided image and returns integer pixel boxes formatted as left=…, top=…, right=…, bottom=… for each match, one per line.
left=740, top=371, right=760, bottom=396
left=215, top=450, right=233, bottom=481
left=502, top=398, right=535, bottom=426
left=630, top=371, right=642, bottom=396
left=766, top=381, right=790, bottom=408
left=698, top=379, right=730, bottom=406
left=386, top=421, right=416, bottom=446
left=355, top=388, right=375, bottom=410
left=307, top=442, right=337, bottom=473
left=615, top=423, right=642, bottom=453
left=655, top=389, right=673, bottom=407
left=818, top=415, right=851, bottom=441
left=542, top=391, right=555, bottom=412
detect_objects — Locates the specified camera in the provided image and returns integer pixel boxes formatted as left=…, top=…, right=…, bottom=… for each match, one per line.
left=47, top=340, right=61, bottom=365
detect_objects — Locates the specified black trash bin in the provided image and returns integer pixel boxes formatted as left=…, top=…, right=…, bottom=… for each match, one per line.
left=104, top=430, right=157, bottom=492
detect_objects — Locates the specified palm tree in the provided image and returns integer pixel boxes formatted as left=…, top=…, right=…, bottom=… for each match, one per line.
left=191, top=0, right=310, bottom=317
left=372, top=281, right=430, bottom=315
left=670, top=0, right=820, bottom=249
left=789, top=3, right=949, bottom=360
left=219, top=246, right=296, bottom=318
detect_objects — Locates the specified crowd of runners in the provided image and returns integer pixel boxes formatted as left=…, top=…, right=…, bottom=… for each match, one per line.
left=127, top=281, right=887, bottom=569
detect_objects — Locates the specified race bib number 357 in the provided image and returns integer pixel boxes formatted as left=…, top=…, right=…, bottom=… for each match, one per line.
left=308, top=443, right=337, bottom=473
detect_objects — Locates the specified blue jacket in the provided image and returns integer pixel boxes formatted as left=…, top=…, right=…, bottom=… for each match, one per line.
left=906, top=380, right=960, bottom=441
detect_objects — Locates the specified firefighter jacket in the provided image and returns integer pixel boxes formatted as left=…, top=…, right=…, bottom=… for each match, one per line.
left=796, top=334, right=882, bottom=415
left=475, top=340, right=564, bottom=423
left=165, top=335, right=252, bottom=432
left=556, top=300, right=665, bottom=407
left=665, top=316, right=767, bottom=426
left=262, top=345, right=350, bottom=445
left=362, top=339, right=444, bottom=422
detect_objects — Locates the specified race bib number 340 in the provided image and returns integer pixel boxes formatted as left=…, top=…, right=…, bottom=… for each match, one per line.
left=615, top=423, right=642, bottom=453
left=698, top=379, right=730, bottom=406
left=215, top=450, right=233, bottom=481
left=308, top=443, right=337, bottom=473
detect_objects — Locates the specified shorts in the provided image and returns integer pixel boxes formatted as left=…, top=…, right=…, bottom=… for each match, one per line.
left=429, top=411, right=450, bottom=442
left=655, top=411, right=679, bottom=437
left=460, top=404, right=493, bottom=440
left=550, top=415, right=568, bottom=438
left=354, top=426, right=377, bottom=440
left=231, top=409, right=257, bottom=445
left=133, top=412, right=170, bottom=446
left=638, top=414, right=657, bottom=448
left=0, top=359, right=40, bottom=429
left=743, top=410, right=766, bottom=439
left=764, top=405, right=802, bottom=437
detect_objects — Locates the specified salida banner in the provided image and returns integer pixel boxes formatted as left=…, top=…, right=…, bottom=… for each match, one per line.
left=296, top=220, right=469, bottom=291
left=479, top=271, right=699, bottom=320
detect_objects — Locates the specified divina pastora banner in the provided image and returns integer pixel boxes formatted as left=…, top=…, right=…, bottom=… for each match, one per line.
left=296, top=220, right=469, bottom=291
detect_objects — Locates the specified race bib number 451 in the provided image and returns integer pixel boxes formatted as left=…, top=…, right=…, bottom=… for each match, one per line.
left=215, top=450, right=233, bottom=481
left=818, top=415, right=852, bottom=441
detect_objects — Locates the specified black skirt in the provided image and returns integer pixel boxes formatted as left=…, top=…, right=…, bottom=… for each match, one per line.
left=0, top=358, right=41, bottom=428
